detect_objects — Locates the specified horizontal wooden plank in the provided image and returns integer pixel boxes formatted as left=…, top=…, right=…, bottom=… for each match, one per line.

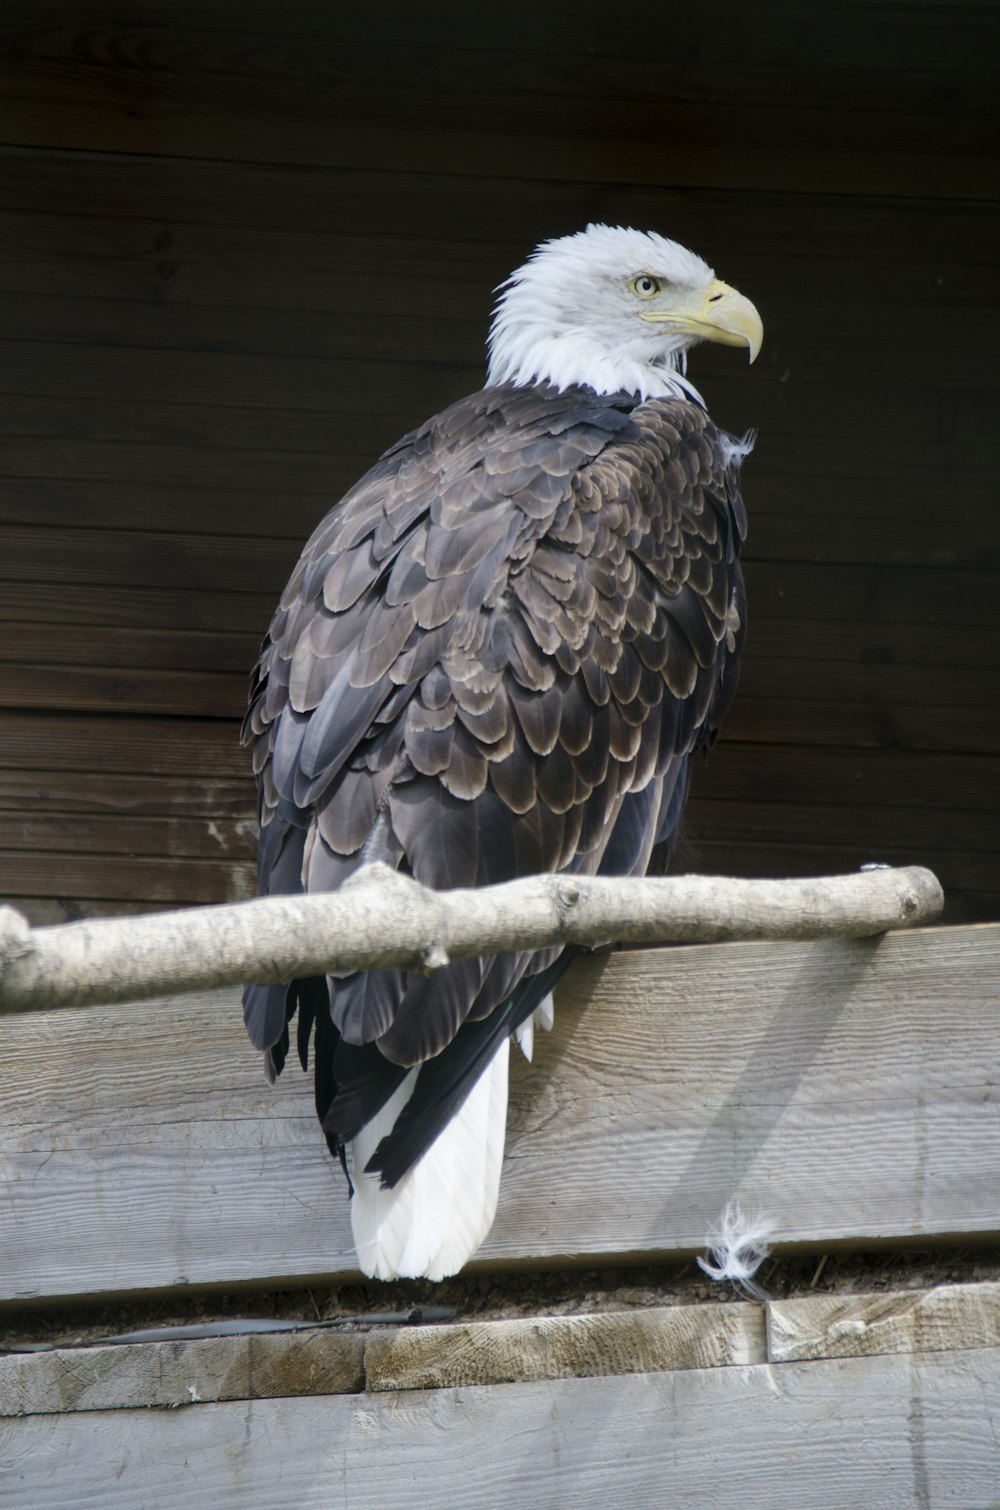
left=0, top=238, right=991, bottom=340
left=0, top=768, right=253, bottom=818
left=0, top=476, right=341, bottom=544
left=0, top=521, right=299, bottom=596
left=735, top=655, right=996, bottom=710
left=0, top=339, right=991, bottom=462
left=0, top=1302, right=764, bottom=1415
left=685, top=794, right=996, bottom=856
left=1, top=1348, right=996, bottom=1509
left=2, top=5, right=994, bottom=122
left=697, top=743, right=1000, bottom=815
left=1, top=925, right=997, bottom=1305
left=745, top=560, right=1000, bottom=629
left=0, top=448, right=369, bottom=513
left=0, top=203, right=993, bottom=321
left=737, top=615, right=999, bottom=670
left=0, top=389, right=991, bottom=512
left=16, top=19, right=988, bottom=149
left=0, top=622, right=258, bottom=676
left=0, top=49, right=992, bottom=200
left=0, top=19, right=992, bottom=195
left=364, top=1303, right=765, bottom=1392
left=3, top=0, right=994, bottom=76
left=0, top=145, right=993, bottom=271
left=0, top=1328, right=366, bottom=1415
left=157, top=0, right=1000, bottom=53
left=0, top=713, right=247, bottom=778
left=0, top=848, right=255, bottom=905
left=2, top=290, right=996, bottom=392
left=0, top=717, right=993, bottom=920
left=1, top=810, right=255, bottom=862
left=726, top=695, right=1000, bottom=755
left=5, top=745, right=994, bottom=922
left=768, top=1280, right=1000, bottom=1365
left=5, top=744, right=991, bottom=825
left=2, top=672, right=997, bottom=753
left=0, top=582, right=274, bottom=633
left=0, top=661, right=247, bottom=719
left=5, top=1281, right=999, bottom=1416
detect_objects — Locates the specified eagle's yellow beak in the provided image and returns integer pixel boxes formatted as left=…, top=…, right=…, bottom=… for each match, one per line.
left=639, top=278, right=763, bottom=363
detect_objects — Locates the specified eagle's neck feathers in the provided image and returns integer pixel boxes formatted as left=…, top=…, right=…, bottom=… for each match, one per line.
left=485, top=328, right=705, bottom=405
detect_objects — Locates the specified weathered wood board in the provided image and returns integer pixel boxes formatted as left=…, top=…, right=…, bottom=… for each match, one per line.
left=0, top=1301, right=763, bottom=1415
left=1, top=4, right=995, bottom=200
left=0, top=1328, right=367, bottom=1416
left=2, top=1346, right=997, bottom=1509
left=2, top=925, right=998, bottom=1304
left=768, top=1280, right=1000, bottom=1365
left=4, top=1282, right=997, bottom=1415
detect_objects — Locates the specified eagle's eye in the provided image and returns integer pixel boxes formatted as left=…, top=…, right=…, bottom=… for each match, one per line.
left=631, top=273, right=661, bottom=299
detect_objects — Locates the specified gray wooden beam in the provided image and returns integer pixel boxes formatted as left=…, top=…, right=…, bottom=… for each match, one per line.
left=0, top=1328, right=365, bottom=1417
left=768, top=1279, right=1000, bottom=1364
left=4, top=1281, right=999, bottom=1415
left=1, top=925, right=998, bottom=1304
left=2, top=1347, right=997, bottom=1509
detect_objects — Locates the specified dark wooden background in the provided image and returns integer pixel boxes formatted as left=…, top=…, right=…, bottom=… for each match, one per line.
left=1, top=0, right=997, bottom=926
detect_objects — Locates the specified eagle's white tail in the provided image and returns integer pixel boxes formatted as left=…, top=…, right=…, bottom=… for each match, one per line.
left=349, top=1038, right=511, bottom=1281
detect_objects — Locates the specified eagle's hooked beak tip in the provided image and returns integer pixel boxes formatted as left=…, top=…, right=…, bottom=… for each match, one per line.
left=640, top=279, right=763, bottom=364
left=707, top=280, right=764, bottom=364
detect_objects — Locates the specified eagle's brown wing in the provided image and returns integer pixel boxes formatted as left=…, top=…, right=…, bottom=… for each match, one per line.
left=243, top=381, right=747, bottom=1185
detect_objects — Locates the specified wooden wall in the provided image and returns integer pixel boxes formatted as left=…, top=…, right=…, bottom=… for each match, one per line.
left=4, top=926, right=1000, bottom=1505
left=6, top=927, right=999, bottom=1304
left=0, top=0, right=997, bottom=926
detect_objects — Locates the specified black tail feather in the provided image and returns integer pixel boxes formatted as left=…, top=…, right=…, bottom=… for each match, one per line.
left=366, top=949, right=578, bottom=1189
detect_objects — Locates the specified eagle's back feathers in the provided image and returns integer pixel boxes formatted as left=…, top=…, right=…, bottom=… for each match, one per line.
left=243, top=379, right=749, bottom=1279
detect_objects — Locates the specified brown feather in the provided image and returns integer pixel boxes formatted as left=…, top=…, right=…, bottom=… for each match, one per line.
left=243, top=378, right=751, bottom=1194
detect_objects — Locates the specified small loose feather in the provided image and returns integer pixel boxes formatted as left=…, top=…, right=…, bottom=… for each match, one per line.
left=697, top=1201, right=775, bottom=1299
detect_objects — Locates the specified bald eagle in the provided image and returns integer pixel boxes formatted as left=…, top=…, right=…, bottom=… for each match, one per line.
left=243, top=224, right=762, bottom=1280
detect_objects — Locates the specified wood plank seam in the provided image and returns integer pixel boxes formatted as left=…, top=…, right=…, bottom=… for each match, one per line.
left=3, top=1281, right=1000, bottom=1416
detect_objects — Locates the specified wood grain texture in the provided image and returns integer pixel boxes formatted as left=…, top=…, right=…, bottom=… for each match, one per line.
left=0, top=5, right=994, bottom=200
left=2, top=287, right=997, bottom=393
left=768, top=1280, right=1000, bottom=1365
left=4, top=1282, right=998, bottom=1415
left=1, top=926, right=997, bottom=1304
left=0, top=202, right=992, bottom=320
left=0, top=847, right=255, bottom=905
left=364, top=1302, right=764, bottom=1391
left=0, top=1303, right=764, bottom=1415
left=0, top=1329, right=365, bottom=1416
left=1, top=1348, right=997, bottom=1509
left=0, top=155, right=991, bottom=262
left=0, top=714, right=247, bottom=778
left=2, top=810, right=255, bottom=862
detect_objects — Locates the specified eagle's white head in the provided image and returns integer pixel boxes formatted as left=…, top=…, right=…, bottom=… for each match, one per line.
left=486, top=223, right=762, bottom=403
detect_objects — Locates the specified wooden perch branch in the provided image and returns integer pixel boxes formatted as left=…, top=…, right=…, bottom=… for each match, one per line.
left=0, top=865, right=943, bottom=1017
